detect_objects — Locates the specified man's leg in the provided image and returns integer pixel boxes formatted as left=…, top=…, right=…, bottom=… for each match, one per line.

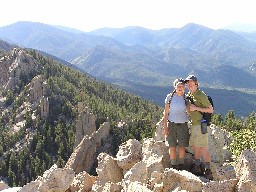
left=193, top=146, right=201, bottom=159
left=191, top=146, right=203, bottom=175
left=201, top=146, right=211, bottom=162
left=201, top=147, right=213, bottom=180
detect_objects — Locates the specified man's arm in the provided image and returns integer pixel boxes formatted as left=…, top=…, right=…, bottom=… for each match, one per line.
left=190, top=104, right=214, bottom=113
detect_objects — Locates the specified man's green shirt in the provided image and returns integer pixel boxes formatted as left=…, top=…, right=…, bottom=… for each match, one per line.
left=187, top=89, right=211, bottom=126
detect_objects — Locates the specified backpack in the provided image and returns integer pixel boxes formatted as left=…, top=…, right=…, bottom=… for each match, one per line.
left=202, top=95, right=214, bottom=126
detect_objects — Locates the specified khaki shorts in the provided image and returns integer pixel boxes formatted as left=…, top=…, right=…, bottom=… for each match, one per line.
left=189, top=124, right=209, bottom=147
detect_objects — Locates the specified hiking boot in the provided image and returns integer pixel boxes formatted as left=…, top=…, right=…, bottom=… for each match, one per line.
left=178, top=164, right=186, bottom=171
left=169, top=162, right=179, bottom=170
left=172, top=165, right=179, bottom=170
left=191, top=164, right=203, bottom=176
left=204, top=169, right=213, bottom=180
left=200, top=163, right=205, bottom=171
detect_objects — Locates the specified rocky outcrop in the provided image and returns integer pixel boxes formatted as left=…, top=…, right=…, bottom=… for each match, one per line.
left=19, top=164, right=75, bottom=192
left=7, top=74, right=49, bottom=133
left=3, top=114, right=256, bottom=191
left=208, top=124, right=233, bottom=163
left=235, top=149, right=256, bottom=191
left=0, top=48, right=49, bottom=135
left=69, top=171, right=97, bottom=192
left=75, top=102, right=96, bottom=147
left=0, top=181, right=10, bottom=191
left=92, top=153, right=123, bottom=191
left=116, top=139, right=142, bottom=174
left=29, top=75, right=47, bottom=102
left=6, top=136, right=255, bottom=192
left=40, top=96, right=49, bottom=119
left=28, top=75, right=49, bottom=119
left=65, top=117, right=111, bottom=174
left=0, top=48, right=41, bottom=90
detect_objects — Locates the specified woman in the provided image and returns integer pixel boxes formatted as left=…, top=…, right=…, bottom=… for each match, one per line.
left=163, top=78, right=189, bottom=170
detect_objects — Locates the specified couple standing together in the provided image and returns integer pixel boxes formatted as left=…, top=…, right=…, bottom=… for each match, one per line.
left=163, top=75, right=213, bottom=180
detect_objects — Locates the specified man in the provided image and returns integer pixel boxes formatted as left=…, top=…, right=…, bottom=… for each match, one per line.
left=163, top=78, right=189, bottom=170
left=185, top=75, right=213, bottom=180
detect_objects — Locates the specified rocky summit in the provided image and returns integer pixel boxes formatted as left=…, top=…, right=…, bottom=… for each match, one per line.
left=1, top=113, right=255, bottom=192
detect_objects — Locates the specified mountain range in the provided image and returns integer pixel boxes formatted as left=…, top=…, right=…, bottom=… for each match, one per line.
left=0, top=21, right=255, bottom=117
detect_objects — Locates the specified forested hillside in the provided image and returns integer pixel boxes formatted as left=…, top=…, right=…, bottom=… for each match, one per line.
left=0, top=48, right=162, bottom=187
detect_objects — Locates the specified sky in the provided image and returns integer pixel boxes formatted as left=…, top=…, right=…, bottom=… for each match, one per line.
left=1, top=0, right=256, bottom=32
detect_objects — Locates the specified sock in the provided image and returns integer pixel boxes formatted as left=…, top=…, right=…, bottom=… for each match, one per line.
left=195, top=159, right=201, bottom=166
left=171, top=159, right=177, bottom=165
left=205, top=162, right=211, bottom=169
left=179, top=158, right=184, bottom=165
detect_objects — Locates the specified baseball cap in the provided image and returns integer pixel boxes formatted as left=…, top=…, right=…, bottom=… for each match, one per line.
left=185, top=75, right=197, bottom=83
left=173, top=78, right=185, bottom=87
